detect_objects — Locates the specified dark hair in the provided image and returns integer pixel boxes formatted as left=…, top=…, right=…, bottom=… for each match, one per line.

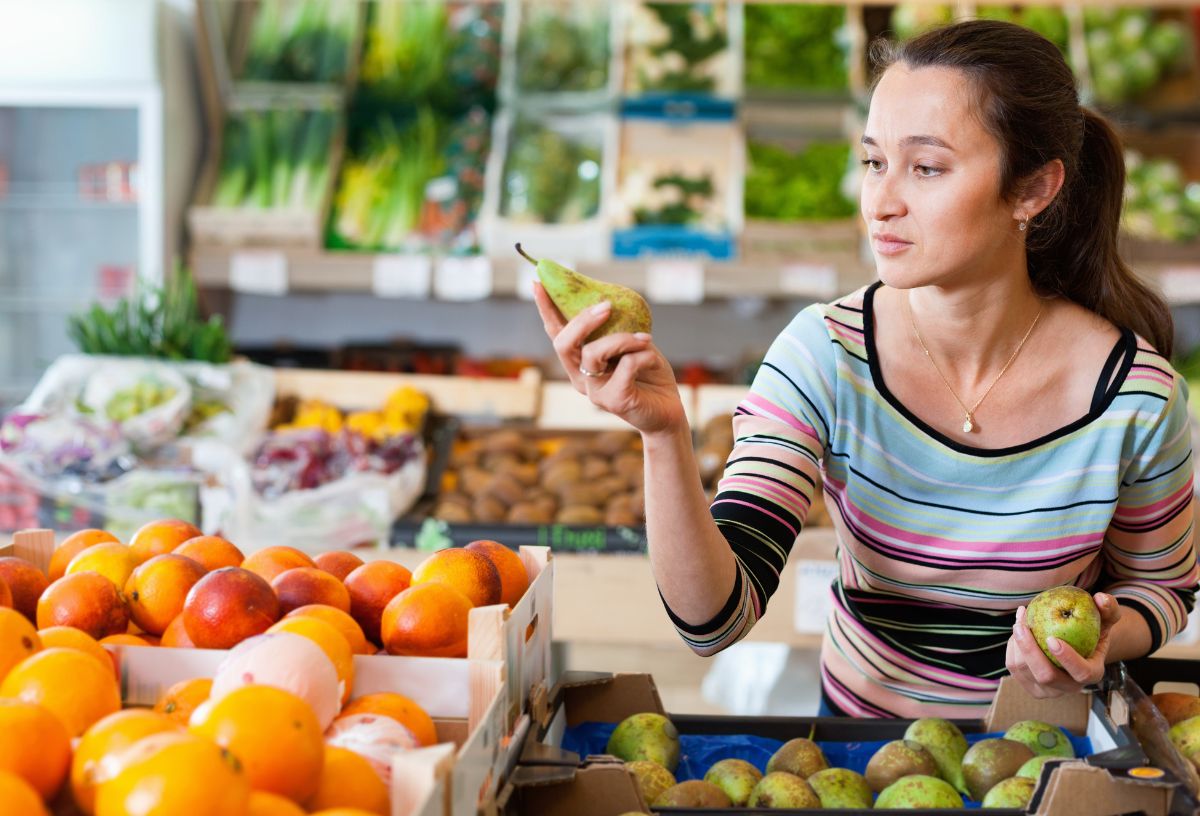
left=871, top=20, right=1173, bottom=357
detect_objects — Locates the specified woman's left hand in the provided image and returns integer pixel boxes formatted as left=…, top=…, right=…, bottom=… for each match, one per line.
left=1005, top=592, right=1122, bottom=698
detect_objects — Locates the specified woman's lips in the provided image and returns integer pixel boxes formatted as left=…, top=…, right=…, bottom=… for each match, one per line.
left=872, top=234, right=912, bottom=256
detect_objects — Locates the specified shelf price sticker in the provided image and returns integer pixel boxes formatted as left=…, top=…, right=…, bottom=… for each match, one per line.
left=372, top=254, right=432, bottom=299
left=646, top=259, right=704, bottom=304
left=229, top=250, right=288, bottom=296
left=793, top=560, right=838, bottom=634
left=434, top=255, right=493, bottom=301
left=780, top=263, right=837, bottom=299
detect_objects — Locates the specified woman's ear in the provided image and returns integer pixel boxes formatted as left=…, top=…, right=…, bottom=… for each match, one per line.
left=1014, top=158, right=1066, bottom=221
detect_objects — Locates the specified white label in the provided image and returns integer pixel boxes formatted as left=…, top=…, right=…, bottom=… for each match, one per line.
left=434, top=255, right=493, bottom=301
left=372, top=255, right=432, bottom=299
left=646, top=260, right=704, bottom=304
left=792, top=560, right=838, bottom=634
left=229, top=250, right=288, bottom=296
left=780, top=263, right=838, bottom=298
left=1157, top=266, right=1200, bottom=305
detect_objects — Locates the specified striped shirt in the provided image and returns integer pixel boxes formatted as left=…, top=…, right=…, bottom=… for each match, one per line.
left=667, top=282, right=1198, bottom=718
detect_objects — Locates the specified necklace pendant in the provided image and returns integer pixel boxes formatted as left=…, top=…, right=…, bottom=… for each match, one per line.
left=963, top=416, right=974, bottom=433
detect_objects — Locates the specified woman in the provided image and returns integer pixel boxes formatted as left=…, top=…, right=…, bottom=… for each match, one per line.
left=534, top=20, right=1197, bottom=717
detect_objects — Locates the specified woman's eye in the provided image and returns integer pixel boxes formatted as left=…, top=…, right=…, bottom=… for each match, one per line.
left=914, top=164, right=941, bottom=177
left=861, top=158, right=883, bottom=172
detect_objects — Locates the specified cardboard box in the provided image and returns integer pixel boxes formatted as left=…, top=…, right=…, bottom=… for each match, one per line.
left=4, top=530, right=555, bottom=816
left=502, top=671, right=1185, bottom=816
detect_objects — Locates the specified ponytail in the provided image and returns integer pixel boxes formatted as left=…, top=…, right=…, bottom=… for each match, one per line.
left=874, top=21, right=1175, bottom=358
left=1029, top=109, right=1174, bottom=358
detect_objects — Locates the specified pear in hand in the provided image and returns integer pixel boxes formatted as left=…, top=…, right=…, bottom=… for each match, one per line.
left=519, top=243, right=652, bottom=342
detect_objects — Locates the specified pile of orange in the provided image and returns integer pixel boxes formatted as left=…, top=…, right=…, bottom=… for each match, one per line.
left=0, top=519, right=530, bottom=812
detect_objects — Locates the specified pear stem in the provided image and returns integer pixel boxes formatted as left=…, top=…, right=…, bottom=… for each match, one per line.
left=514, top=243, right=538, bottom=267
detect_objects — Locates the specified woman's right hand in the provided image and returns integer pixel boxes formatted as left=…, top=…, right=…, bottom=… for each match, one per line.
left=534, top=282, right=687, bottom=437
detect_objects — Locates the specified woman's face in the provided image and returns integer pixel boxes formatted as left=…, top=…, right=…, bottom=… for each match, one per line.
left=861, top=64, right=1020, bottom=289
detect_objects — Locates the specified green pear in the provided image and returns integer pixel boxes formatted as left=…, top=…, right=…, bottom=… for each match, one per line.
left=982, top=776, right=1036, bottom=808
left=875, top=774, right=964, bottom=808
left=1016, top=754, right=1056, bottom=780
left=766, top=737, right=829, bottom=778
left=1024, top=586, right=1101, bottom=668
left=1169, top=715, right=1200, bottom=772
left=703, top=758, right=762, bottom=806
left=1004, top=720, right=1075, bottom=758
left=607, top=713, right=680, bottom=772
left=905, top=717, right=969, bottom=794
left=962, top=738, right=1035, bottom=801
left=653, top=780, right=731, bottom=807
left=747, top=772, right=821, bottom=808
left=625, top=760, right=675, bottom=805
left=518, top=244, right=652, bottom=342
left=807, top=767, right=873, bottom=808
left=865, top=739, right=939, bottom=793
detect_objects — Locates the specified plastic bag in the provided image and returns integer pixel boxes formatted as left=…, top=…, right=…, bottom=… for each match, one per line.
left=78, top=361, right=192, bottom=452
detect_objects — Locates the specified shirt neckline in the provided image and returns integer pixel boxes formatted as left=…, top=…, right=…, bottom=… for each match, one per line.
left=861, top=281, right=1136, bottom=458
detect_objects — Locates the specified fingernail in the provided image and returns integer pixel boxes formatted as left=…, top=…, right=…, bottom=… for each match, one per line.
left=1048, top=637, right=1062, bottom=653
left=634, top=332, right=652, bottom=341
left=591, top=301, right=611, bottom=315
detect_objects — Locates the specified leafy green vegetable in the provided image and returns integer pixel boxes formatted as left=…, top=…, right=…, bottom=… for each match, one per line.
left=1123, top=149, right=1200, bottom=243
left=745, top=141, right=857, bottom=221
left=211, top=109, right=337, bottom=211
left=241, top=0, right=357, bottom=83
left=634, top=172, right=714, bottom=226
left=67, top=264, right=232, bottom=363
left=516, top=0, right=609, bottom=93
left=501, top=118, right=602, bottom=224
left=744, top=5, right=848, bottom=92
left=633, top=3, right=728, bottom=94
left=1085, top=9, right=1192, bottom=105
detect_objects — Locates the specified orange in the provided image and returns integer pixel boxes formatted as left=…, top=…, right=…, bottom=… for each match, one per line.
left=0, top=557, right=50, bottom=622
left=66, top=542, right=138, bottom=591
left=0, top=573, right=12, bottom=608
left=272, top=567, right=352, bottom=615
left=72, top=709, right=179, bottom=813
left=128, top=519, right=203, bottom=565
left=36, top=626, right=115, bottom=676
left=248, top=790, right=307, bottom=816
left=286, top=605, right=370, bottom=656
left=380, top=583, right=472, bottom=658
left=94, top=730, right=249, bottom=816
left=313, top=551, right=364, bottom=582
left=182, top=568, right=280, bottom=650
left=267, top=616, right=354, bottom=705
left=153, top=677, right=213, bottom=726
left=340, top=692, right=437, bottom=747
left=50, top=529, right=120, bottom=581
left=159, top=614, right=196, bottom=648
left=0, top=770, right=47, bottom=816
left=344, top=561, right=412, bottom=646
left=125, top=554, right=206, bottom=636
left=241, top=546, right=316, bottom=584
left=37, top=572, right=129, bottom=640
left=465, top=540, right=529, bottom=607
left=189, top=685, right=324, bottom=803
left=307, top=745, right=388, bottom=814
left=0, top=647, right=121, bottom=735
left=0, top=699, right=71, bottom=800
left=173, top=535, right=244, bottom=571
left=99, top=633, right=151, bottom=647
left=0, top=607, right=41, bottom=681
left=411, top=548, right=501, bottom=608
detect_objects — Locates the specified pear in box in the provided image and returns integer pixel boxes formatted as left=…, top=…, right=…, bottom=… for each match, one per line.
left=1004, top=720, right=1074, bottom=758
left=875, top=774, right=964, bottom=809
left=703, top=758, right=762, bottom=806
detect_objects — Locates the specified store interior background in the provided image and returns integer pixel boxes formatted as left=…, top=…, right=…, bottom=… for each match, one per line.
left=3, top=0, right=1199, bottom=715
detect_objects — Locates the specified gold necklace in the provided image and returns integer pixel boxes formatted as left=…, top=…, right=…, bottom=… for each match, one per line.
left=906, top=293, right=1043, bottom=434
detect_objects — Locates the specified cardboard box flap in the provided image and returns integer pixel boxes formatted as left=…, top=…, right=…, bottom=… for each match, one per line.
left=519, top=741, right=580, bottom=767
left=985, top=676, right=1090, bottom=736
left=509, top=761, right=648, bottom=816
left=1033, top=762, right=1174, bottom=816
left=553, top=672, right=666, bottom=727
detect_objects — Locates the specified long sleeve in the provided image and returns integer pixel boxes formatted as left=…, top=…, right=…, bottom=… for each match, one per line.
left=662, top=303, right=838, bottom=654
left=1102, top=371, right=1198, bottom=653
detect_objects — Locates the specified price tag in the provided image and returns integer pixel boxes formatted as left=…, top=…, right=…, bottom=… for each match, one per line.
left=1157, top=266, right=1200, bottom=305
left=434, top=255, right=493, bottom=301
left=229, top=250, right=288, bottom=296
left=780, top=263, right=838, bottom=299
left=646, top=259, right=704, bottom=304
left=792, top=560, right=838, bottom=634
left=372, top=255, right=432, bottom=299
